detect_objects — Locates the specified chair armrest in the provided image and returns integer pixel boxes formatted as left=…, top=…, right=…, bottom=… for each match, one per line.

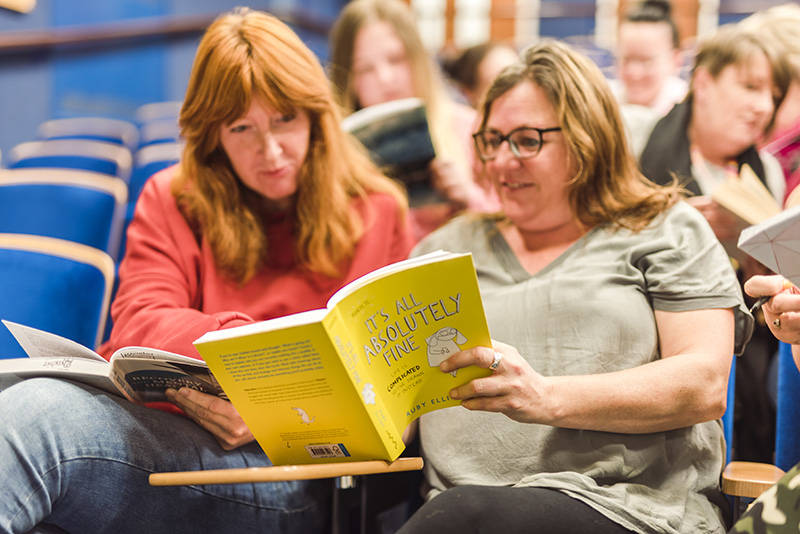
left=149, top=457, right=424, bottom=486
left=722, top=461, right=785, bottom=499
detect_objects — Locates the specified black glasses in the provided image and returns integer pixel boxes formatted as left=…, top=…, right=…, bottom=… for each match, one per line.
left=472, top=126, right=562, bottom=161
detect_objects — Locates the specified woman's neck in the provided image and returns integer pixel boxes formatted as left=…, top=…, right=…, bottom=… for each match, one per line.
left=503, top=218, right=587, bottom=275
left=688, top=118, right=733, bottom=168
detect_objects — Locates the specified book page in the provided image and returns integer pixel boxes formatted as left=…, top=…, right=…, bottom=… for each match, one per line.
left=2, top=320, right=106, bottom=361
left=711, top=164, right=782, bottom=225
left=0, top=357, right=121, bottom=396
left=112, top=346, right=206, bottom=365
left=194, top=308, right=329, bottom=344
left=341, top=97, right=426, bottom=132
left=110, top=358, right=226, bottom=403
left=326, top=250, right=452, bottom=309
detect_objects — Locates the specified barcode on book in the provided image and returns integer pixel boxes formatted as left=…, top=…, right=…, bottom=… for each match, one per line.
left=304, top=443, right=351, bottom=459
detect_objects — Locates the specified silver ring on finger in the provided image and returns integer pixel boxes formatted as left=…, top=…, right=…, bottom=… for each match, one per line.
left=489, top=351, right=503, bottom=372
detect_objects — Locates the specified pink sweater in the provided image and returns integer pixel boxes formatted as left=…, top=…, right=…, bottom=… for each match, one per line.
left=100, top=167, right=414, bottom=360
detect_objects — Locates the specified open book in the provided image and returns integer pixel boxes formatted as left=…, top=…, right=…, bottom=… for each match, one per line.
left=711, top=164, right=783, bottom=263
left=711, top=164, right=782, bottom=225
left=194, top=251, right=492, bottom=465
left=0, top=320, right=225, bottom=403
left=342, top=97, right=442, bottom=207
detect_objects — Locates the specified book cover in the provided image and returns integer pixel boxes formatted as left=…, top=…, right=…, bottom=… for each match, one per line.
left=342, top=97, right=443, bottom=207
left=738, top=204, right=800, bottom=288
left=0, top=320, right=225, bottom=403
left=193, top=251, right=492, bottom=465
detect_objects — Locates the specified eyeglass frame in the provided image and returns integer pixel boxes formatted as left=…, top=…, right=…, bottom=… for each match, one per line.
left=472, top=126, right=562, bottom=161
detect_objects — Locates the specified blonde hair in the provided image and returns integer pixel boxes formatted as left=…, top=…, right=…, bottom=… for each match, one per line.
left=329, top=0, right=471, bottom=177
left=740, top=4, right=800, bottom=83
left=688, top=24, right=791, bottom=136
left=174, top=8, right=406, bottom=285
left=478, top=40, right=680, bottom=231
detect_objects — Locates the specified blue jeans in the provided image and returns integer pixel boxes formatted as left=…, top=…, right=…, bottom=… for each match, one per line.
left=0, top=378, right=330, bottom=534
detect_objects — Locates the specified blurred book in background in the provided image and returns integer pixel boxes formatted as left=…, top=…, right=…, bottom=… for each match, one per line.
left=343, top=98, right=443, bottom=207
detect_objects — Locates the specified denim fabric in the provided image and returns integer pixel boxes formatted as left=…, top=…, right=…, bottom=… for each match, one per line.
left=0, top=379, right=330, bottom=534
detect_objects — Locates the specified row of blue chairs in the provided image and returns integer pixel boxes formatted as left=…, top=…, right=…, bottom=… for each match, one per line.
left=37, top=100, right=183, bottom=152
left=0, top=102, right=184, bottom=360
left=2, top=139, right=182, bottom=260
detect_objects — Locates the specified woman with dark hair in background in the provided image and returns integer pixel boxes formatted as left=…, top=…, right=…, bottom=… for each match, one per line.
left=611, top=0, right=687, bottom=116
left=442, top=41, right=519, bottom=108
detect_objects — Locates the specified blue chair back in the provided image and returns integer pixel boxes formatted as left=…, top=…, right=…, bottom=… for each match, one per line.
left=138, top=118, right=182, bottom=148
left=129, top=142, right=182, bottom=202
left=37, top=117, right=140, bottom=152
left=134, top=100, right=182, bottom=125
left=723, top=356, right=737, bottom=463
left=6, top=139, right=133, bottom=183
left=0, top=169, right=128, bottom=260
left=0, top=234, right=115, bottom=359
left=775, top=341, right=800, bottom=471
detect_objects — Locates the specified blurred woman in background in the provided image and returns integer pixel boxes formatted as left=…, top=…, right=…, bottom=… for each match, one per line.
left=329, top=0, right=500, bottom=240
left=611, top=0, right=687, bottom=116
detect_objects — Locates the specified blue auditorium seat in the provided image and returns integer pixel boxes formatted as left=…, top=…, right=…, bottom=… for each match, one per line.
left=37, top=117, right=140, bottom=153
left=6, top=139, right=133, bottom=184
left=0, top=168, right=128, bottom=261
left=0, top=234, right=115, bottom=359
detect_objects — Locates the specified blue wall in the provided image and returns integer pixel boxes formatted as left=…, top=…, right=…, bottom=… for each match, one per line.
left=0, top=0, right=343, bottom=160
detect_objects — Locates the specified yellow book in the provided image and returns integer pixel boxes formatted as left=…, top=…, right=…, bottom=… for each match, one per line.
left=193, top=251, right=492, bottom=465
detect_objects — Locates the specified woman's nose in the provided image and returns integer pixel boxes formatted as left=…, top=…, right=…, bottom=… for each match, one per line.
left=490, top=141, right=520, bottom=169
left=753, top=89, right=775, bottom=118
left=261, top=131, right=282, bottom=159
left=375, top=62, right=395, bottom=85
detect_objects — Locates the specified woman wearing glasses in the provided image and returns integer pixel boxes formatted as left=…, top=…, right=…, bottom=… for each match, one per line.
left=397, top=40, right=751, bottom=534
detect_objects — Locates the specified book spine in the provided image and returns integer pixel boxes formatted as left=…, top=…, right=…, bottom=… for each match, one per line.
left=323, top=307, right=402, bottom=461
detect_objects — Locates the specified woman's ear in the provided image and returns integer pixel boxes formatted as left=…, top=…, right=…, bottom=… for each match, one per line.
left=670, top=49, right=685, bottom=75
left=691, top=67, right=712, bottom=103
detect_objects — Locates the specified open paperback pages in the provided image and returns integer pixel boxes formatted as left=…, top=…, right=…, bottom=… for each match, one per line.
left=1, top=320, right=226, bottom=403
left=711, top=164, right=783, bottom=263
left=194, top=251, right=493, bottom=465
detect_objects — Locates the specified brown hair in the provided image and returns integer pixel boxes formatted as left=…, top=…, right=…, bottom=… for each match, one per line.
left=478, top=39, right=681, bottom=231
left=740, top=4, right=800, bottom=83
left=174, top=8, right=406, bottom=284
left=689, top=24, right=791, bottom=135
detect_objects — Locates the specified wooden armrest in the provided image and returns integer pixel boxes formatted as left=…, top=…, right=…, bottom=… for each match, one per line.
left=722, top=461, right=785, bottom=499
left=149, top=457, right=424, bottom=487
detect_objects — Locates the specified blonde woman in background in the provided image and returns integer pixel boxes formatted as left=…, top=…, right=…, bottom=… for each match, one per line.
left=329, top=0, right=500, bottom=240
left=740, top=3, right=800, bottom=204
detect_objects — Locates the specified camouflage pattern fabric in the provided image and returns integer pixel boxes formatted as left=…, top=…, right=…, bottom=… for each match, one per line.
left=730, top=463, right=800, bottom=533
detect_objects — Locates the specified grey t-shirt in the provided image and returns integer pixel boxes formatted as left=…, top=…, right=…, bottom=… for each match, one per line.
left=411, top=201, right=752, bottom=534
